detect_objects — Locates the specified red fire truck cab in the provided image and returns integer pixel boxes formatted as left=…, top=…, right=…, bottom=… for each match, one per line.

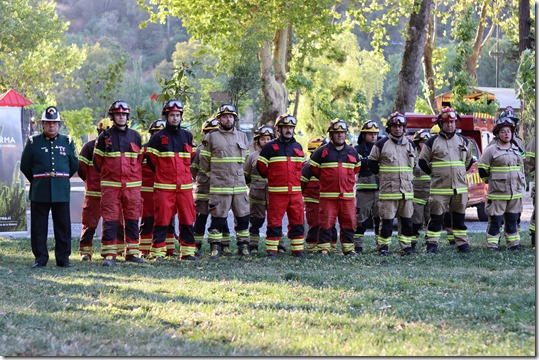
left=404, top=112, right=496, bottom=221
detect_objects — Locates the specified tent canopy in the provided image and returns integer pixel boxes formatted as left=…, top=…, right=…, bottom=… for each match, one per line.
left=0, top=89, right=33, bottom=107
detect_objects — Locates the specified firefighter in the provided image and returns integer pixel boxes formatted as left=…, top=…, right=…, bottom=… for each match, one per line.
left=139, top=119, right=175, bottom=258
left=78, top=118, right=126, bottom=261
left=478, top=116, right=525, bottom=251
left=94, top=100, right=144, bottom=266
left=368, top=112, right=415, bottom=256
left=411, top=128, right=431, bottom=251
left=20, top=106, right=79, bottom=268
left=244, top=125, right=276, bottom=256
left=199, top=104, right=251, bottom=259
left=525, top=136, right=536, bottom=247
left=354, top=121, right=380, bottom=254
left=310, top=119, right=361, bottom=256
left=419, top=107, right=474, bottom=254
left=257, top=114, right=306, bottom=258
left=192, top=118, right=230, bottom=257
left=146, top=100, right=197, bottom=260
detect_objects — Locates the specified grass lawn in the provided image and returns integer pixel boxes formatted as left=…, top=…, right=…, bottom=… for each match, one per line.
left=0, top=232, right=535, bottom=356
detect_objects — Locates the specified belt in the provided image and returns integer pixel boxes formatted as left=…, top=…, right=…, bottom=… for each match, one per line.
left=34, top=171, right=70, bottom=178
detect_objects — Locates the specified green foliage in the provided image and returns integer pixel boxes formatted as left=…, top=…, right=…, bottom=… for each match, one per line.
left=0, top=166, right=27, bottom=231
left=0, top=233, right=535, bottom=356
left=0, top=0, right=85, bottom=103
left=515, top=49, right=536, bottom=137
left=450, top=7, right=498, bottom=115
left=61, top=108, right=96, bottom=153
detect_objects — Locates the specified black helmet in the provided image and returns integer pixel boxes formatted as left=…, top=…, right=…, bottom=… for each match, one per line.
left=412, top=128, right=431, bottom=144
left=492, top=117, right=516, bottom=137
left=385, top=112, right=406, bottom=132
left=499, top=106, right=519, bottom=122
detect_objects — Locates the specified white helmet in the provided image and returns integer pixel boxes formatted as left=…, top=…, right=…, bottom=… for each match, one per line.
left=40, top=106, right=62, bottom=122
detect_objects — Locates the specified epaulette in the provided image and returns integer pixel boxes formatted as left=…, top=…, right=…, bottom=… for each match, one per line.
left=29, top=134, right=36, bottom=144
left=67, top=135, right=73, bottom=144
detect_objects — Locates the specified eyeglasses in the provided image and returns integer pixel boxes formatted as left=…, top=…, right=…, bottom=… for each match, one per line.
left=164, top=100, right=184, bottom=109
left=278, top=115, right=297, bottom=126
left=218, top=104, right=237, bottom=113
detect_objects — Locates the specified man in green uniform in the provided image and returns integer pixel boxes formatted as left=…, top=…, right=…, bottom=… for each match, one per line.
left=20, top=106, right=79, bottom=268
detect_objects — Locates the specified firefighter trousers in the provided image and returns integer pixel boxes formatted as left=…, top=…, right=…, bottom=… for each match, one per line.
left=266, top=192, right=304, bottom=254
left=318, top=198, right=356, bottom=254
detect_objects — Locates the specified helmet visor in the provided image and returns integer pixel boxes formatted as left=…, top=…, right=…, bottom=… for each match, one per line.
left=112, top=101, right=130, bottom=111
left=218, top=104, right=237, bottom=114
left=329, top=122, right=348, bottom=131
left=364, top=122, right=379, bottom=130
left=278, top=115, right=297, bottom=126
left=164, top=100, right=184, bottom=111
left=440, top=111, right=457, bottom=121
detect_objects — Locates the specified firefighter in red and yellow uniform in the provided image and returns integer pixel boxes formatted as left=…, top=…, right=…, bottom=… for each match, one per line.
left=257, top=114, right=306, bottom=258
left=78, top=118, right=126, bottom=260
left=368, top=113, right=415, bottom=256
left=192, top=118, right=230, bottom=257
left=354, top=121, right=380, bottom=254
left=146, top=100, right=197, bottom=260
left=525, top=136, right=535, bottom=247
left=310, top=119, right=361, bottom=256
left=94, top=100, right=144, bottom=266
left=244, top=125, right=276, bottom=255
left=419, top=107, right=474, bottom=254
left=411, top=129, right=431, bottom=251
left=199, top=104, right=251, bottom=259
left=301, top=137, right=325, bottom=254
left=478, top=116, right=525, bottom=251
left=140, top=119, right=178, bottom=258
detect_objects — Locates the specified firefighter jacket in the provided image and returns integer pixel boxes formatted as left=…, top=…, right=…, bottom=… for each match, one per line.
left=146, top=124, right=194, bottom=192
left=354, top=141, right=379, bottom=191
left=368, top=134, right=414, bottom=200
left=244, top=149, right=268, bottom=203
left=412, top=146, right=430, bottom=202
left=141, top=142, right=155, bottom=194
left=93, top=126, right=143, bottom=188
left=191, top=145, right=210, bottom=201
left=310, top=142, right=360, bottom=200
left=418, top=131, right=474, bottom=195
left=488, top=134, right=525, bottom=159
left=478, top=140, right=525, bottom=201
left=525, top=136, right=535, bottom=178
left=20, top=132, right=78, bottom=203
left=257, top=136, right=304, bottom=194
left=301, top=161, right=320, bottom=203
left=78, top=139, right=101, bottom=198
left=199, top=127, right=250, bottom=195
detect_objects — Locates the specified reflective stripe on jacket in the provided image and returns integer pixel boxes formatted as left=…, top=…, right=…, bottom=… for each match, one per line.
left=78, top=139, right=101, bottom=197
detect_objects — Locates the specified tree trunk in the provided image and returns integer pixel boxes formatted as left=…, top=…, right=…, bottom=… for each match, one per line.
left=519, top=0, right=532, bottom=54
left=394, top=0, right=433, bottom=114
left=422, top=7, right=437, bottom=114
left=258, top=28, right=289, bottom=126
left=465, top=0, right=495, bottom=81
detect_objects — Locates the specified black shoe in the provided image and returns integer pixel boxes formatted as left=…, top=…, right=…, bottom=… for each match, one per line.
left=102, top=258, right=116, bottom=267
left=180, top=255, right=198, bottom=261
left=81, top=254, right=91, bottom=261
left=508, top=244, right=522, bottom=251
left=401, top=247, right=413, bottom=256
left=210, top=244, right=221, bottom=260
left=278, top=244, right=287, bottom=254
left=166, top=252, right=179, bottom=257
left=32, top=262, right=45, bottom=268
left=410, top=243, right=416, bottom=252
left=489, top=246, right=500, bottom=252
left=57, top=263, right=73, bottom=268
left=126, top=255, right=144, bottom=263
left=292, top=251, right=306, bottom=258
left=195, top=244, right=203, bottom=257
left=457, top=243, right=471, bottom=253
left=344, top=250, right=360, bottom=257
left=378, top=245, right=389, bottom=256
left=448, top=240, right=456, bottom=245
left=267, top=252, right=277, bottom=259
left=221, top=245, right=233, bottom=257
left=426, top=243, right=438, bottom=254
left=354, top=246, right=363, bottom=254
left=153, top=256, right=165, bottom=262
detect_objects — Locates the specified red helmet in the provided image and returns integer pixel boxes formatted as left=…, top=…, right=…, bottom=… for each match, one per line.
left=436, top=107, right=460, bottom=127
left=108, top=100, right=130, bottom=116
left=162, top=99, right=184, bottom=116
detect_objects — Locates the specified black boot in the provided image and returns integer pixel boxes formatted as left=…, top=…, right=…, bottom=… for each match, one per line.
left=378, top=245, right=389, bottom=256
left=195, top=243, right=202, bottom=257
left=426, top=243, right=438, bottom=254
left=457, top=243, right=471, bottom=253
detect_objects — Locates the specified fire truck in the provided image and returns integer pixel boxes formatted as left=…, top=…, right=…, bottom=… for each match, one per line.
left=405, top=112, right=496, bottom=221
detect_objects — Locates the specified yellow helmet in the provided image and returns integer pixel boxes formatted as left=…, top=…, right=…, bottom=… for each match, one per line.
left=202, top=118, right=219, bottom=134
left=97, top=118, right=114, bottom=133
left=308, top=137, right=326, bottom=152
left=360, top=121, right=380, bottom=134
left=149, top=119, right=166, bottom=133
left=430, top=124, right=440, bottom=135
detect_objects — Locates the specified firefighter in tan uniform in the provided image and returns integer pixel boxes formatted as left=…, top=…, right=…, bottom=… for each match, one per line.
left=354, top=121, right=380, bottom=254
left=199, top=104, right=251, bottom=259
left=525, top=136, right=535, bottom=247
left=191, top=118, right=231, bottom=257
left=411, top=129, right=431, bottom=251
left=419, top=107, right=474, bottom=254
left=244, top=125, right=276, bottom=255
left=368, top=113, right=415, bottom=256
left=478, top=117, right=525, bottom=251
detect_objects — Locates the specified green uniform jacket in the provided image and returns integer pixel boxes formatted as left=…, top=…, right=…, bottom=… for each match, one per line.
left=20, top=133, right=79, bottom=203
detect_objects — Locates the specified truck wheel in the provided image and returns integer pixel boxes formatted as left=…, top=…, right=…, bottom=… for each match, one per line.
left=476, top=202, right=488, bottom=221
